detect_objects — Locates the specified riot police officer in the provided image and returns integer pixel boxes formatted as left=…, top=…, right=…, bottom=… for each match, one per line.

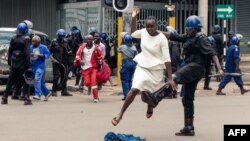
left=211, top=25, right=224, bottom=82
left=50, top=29, right=72, bottom=96
left=1, top=22, right=33, bottom=105
left=163, top=15, right=224, bottom=136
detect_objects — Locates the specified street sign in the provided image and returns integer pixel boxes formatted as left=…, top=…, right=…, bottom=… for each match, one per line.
left=216, top=4, right=234, bottom=19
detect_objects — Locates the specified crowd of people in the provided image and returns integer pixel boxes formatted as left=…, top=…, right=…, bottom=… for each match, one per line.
left=1, top=5, right=249, bottom=138
left=1, top=20, right=118, bottom=105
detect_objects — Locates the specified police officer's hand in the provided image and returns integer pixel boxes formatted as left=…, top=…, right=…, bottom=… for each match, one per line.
left=167, top=79, right=177, bottom=91
left=218, top=69, right=224, bottom=76
left=235, top=68, right=241, bottom=73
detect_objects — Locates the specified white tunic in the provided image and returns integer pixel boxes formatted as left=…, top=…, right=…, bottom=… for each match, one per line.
left=81, top=46, right=95, bottom=70
left=131, top=28, right=171, bottom=92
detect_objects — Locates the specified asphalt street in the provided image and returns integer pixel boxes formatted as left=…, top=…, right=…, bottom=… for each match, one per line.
left=0, top=77, right=250, bottom=141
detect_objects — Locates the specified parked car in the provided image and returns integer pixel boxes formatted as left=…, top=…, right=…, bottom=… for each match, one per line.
left=0, top=27, right=53, bottom=84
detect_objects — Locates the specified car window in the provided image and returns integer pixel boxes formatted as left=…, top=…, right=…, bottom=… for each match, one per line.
left=0, top=31, right=15, bottom=44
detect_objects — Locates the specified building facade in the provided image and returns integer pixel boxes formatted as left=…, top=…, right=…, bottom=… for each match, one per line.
left=0, top=0, right=249, bottom=43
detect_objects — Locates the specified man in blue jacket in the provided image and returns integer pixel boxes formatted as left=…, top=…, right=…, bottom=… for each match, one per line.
left=30, top=35, right=51, bottom=100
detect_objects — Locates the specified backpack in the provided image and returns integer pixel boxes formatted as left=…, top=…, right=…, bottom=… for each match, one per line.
left=104, top=132, right=146, bottom=141
left=96, top=60, right=111, bottom=83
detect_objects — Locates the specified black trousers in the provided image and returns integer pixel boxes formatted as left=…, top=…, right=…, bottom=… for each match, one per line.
left=4, top=68, right=30, bottom=98
left=204, top=61, right=212, bottom=88
left=174, top=62, right=205, bottom=118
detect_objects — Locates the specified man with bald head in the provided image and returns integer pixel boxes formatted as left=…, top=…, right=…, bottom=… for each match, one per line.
left=30, top=35, right=51, bottom=101
left=74, top=34, right=102, bottom=103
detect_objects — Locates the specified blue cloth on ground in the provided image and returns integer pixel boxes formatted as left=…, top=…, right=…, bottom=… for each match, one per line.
left=104, top=132, right=146, bottom=141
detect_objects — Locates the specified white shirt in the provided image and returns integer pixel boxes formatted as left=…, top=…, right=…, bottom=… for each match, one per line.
left=81, top=46, right=95, bottom=70
left=131, top=28, right=171, bottom=70
left=98, top=42, right=106, bottom=58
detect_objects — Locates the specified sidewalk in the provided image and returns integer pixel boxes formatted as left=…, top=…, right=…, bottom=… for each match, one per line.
left=64, top=76, right=250, bottom=97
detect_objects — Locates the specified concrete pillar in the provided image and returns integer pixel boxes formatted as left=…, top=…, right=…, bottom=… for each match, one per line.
left=198, top=0, right=208, bottom=35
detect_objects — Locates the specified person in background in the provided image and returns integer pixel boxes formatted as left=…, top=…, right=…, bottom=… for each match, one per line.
left=203, top=36, right=215, bottom=90
left=50, top=29, right=72, bottom=96
left=118, top=34, right=137, bottom=101
left=74, top=34, right=102, bottom=103
left=30, top=35, right=51, bottom=101
left=216, top=36, right=249, bottom=95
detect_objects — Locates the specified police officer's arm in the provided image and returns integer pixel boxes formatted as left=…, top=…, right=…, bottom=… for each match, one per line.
left=162, top=32, right=187, bottom=43
left=233, top=48, right=240, bottom=72
left=199, top=36, right=224, bottom=75
left=24, top=39, right=32, bottom=69
left=7, top=38, right=14, bottom=66
left=49, top=40, right=57, bottom=63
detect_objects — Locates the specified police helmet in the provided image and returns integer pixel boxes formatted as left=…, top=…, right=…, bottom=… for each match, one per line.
left=123, top=34, right=133, bottom=45
left=208, top=36, right=215, bottom=46
left=72, top=29, right=80, bottom=35
left=230, top=36, right=239, bottom=45
left=23, top=70, right=35, bottom=86
left=213, top=25, right=221, bottom=33
left=17, top=22, right=29, bottom=34
left=89, top=27, right=97, bottom=34
left=71, top=26, right=79, bottom=31
left=185, top=15, right=202, bottom=30
left=56, top=29, right=66, bottom=37
left=228, top=31, right=235, bottom=35
left=101, top=32, right=108, bottom=41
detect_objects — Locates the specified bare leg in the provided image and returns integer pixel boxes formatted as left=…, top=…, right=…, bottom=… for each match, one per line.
left=112, top=88, right=140, bottom=126
left=141, top=92, right=154, bottom=118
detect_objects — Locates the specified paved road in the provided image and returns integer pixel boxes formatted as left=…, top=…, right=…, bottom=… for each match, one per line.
left=0, top=78, right=250, bottom=141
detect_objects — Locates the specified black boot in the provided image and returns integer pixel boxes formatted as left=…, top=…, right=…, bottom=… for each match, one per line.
left=24, top=97, right=32, bottom=105
left=51, top=91, right=57, bottom=96
left=175, top=118, right=195, bottom=136
left=61, top=91, right=72, bottom=96
left=1, top=96, right=8, bottom=104
left=144, top=85, right=173, bottom=108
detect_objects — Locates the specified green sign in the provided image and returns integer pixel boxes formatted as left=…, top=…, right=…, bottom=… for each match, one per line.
left=216, top=5, right=234, bottom=19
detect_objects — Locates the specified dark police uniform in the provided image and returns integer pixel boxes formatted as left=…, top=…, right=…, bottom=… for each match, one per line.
left=2, top=34, right=31, bottom=104
left=170, top=32, right=217, bottom=119
left=50, top=38, right=72, bottom=96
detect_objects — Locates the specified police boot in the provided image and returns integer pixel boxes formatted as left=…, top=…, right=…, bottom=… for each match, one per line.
left=61, top=91, right=72, bottom=96
left=24, top=97, right=32, bottom=105
left=175, top=118, right=195, bottom=136
left=1, top=96, right=8, bottom=104
left=144, top=85, right=173, bottom=108
left=51, top=91, right=57, bottom=96
left=240, top=87, right=249, bottom=95
left=216, top=88, right=226, bottom=95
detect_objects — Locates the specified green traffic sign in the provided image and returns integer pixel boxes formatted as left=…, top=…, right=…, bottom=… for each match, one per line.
left=216, top=4, right=234, bottom=19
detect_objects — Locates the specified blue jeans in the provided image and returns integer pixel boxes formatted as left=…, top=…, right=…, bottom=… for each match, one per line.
left=120, top=59, right=136, bottom=97
left=33, top=68, right=49, bottom=97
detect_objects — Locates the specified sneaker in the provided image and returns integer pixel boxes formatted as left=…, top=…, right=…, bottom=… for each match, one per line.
left=33, top=95, right=41, bottom=100
left=51, top=91, right=57, bottom=96
left=93, top=99, right=99, bottom=103
left=44, top=92, right=52, bottom=101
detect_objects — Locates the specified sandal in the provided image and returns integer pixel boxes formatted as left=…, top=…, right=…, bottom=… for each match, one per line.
left=111, top=117, right=121, bottom=126
left=146, top=105, right=153, bottom=119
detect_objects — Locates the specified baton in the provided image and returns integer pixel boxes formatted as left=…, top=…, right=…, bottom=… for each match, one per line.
left=209, top=73, right=245, bottom=77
